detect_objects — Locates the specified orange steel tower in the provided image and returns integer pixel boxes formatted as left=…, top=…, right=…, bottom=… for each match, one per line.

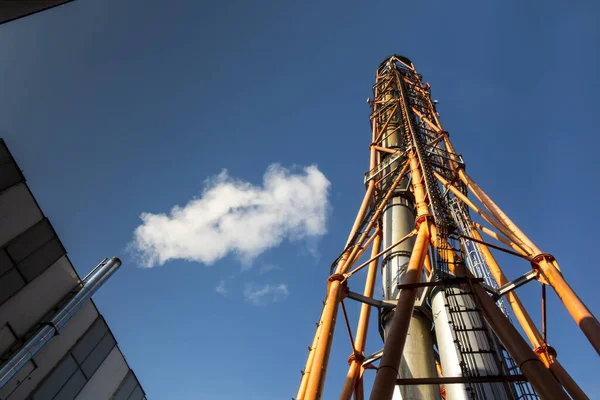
left=295, top=55, right=598, bottom=400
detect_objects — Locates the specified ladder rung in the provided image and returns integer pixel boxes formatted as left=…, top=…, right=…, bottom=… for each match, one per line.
left=459, top=349, right=495, bottom=354
left=452, top=327, right=488, bottom=332
left=396, top=374, right=528, bottom=385
left=443, top=291, right=472, bottom=296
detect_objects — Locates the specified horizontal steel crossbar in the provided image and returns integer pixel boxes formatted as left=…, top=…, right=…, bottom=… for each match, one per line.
left=396, top=375, right=528, bottom=385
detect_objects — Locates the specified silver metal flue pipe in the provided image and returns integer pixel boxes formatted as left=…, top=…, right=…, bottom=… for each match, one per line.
left=0, top=257, right=122, bottom=389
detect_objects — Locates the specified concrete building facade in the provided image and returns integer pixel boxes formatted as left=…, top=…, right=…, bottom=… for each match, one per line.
left=0, top=139, right=145, bottom=400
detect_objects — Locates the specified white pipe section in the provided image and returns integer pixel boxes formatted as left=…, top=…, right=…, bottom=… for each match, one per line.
left=432, top=288, right=468, bottom=400
left=431, top=287, right=511, bottom=400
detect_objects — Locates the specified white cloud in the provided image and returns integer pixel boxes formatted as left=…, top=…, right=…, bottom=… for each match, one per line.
left=131, top=164, right=330, bottom=267
left=243, top=283, right=289, bottom=306
left=258, top=264, right=280, bottom=274
left=215, top=280, right=227, bottom=295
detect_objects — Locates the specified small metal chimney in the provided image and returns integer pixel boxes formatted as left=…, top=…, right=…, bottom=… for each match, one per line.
left=0, top=257, right=122, bottom=389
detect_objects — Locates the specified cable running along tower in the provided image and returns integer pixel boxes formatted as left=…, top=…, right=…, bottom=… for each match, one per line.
left=295, top=55, right=598, bottom=400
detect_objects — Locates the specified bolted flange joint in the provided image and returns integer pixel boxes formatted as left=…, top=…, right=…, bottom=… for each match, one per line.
left=534, top=344, right=557, bottom=359
left=532, top=253, right=556, bottom=264
left=327, top=273, right=347, bottom=293
left=415, top=214, right=433, bottom=229
left=347, top=352, right=365, bottom=366
left=531, top=253, right=558, bottom=283
left=440, top=130, right=449, bottom=137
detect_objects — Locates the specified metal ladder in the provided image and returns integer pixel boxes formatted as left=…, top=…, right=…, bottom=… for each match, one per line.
left=447, top=197, right=540, bottom=399
left=397, top=81, right=452, bottom=227
left=435, top=236, right=516, bottom=400
left=443, top=277, right=517, bottom=399
left=448, top=198, right=510, bottom=317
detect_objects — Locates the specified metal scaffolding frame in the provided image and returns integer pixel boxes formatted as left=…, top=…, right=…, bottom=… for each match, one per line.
left=295, top=55, right=597, bottom=400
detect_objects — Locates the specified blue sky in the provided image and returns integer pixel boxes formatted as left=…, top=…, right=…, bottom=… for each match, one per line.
left=1, top=0, right=599, bottom=398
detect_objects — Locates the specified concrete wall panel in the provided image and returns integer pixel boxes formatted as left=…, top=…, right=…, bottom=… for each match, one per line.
left=1, top=360, right=35, bottom=399
left=0, top=256, right=80, bottom=355
left=1, top=301, right=98, bottom=400
left=75, top=346, right=129, bottom=400
left=0, top=140, right=144, bottom=399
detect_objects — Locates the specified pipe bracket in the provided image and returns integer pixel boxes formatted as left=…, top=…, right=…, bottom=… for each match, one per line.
left=532, top=253, right=555, bottom=264
left=415, top=214, right=433, bottom=229
left=348, top=352, right=365, bottom=366
left=40, top=322, right=60, bottom=335
left=328, top=273, right=346, bottom=283
left=327, top=273, right=347, bottom=294
left=531, top=253, right=556, bottom=284
left=534, top=344, right=557, bottom=359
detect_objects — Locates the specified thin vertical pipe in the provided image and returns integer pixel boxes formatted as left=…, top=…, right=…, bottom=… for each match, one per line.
left=304, top=279, right=343, bottom=399
left=303, top=160, right=410, bottom=400
left=542, top=284, right=547, bottom=344
left=296, top=314, right=323, bottom=399
left=370, top=148, right=433, bottom=399
left=369, top=223, right=430, bottom=400
left=355, top=374, right=365, bottom=400
left=299, top=120, right=379, bottom=399
left=340, top=234, right=382, bottom=400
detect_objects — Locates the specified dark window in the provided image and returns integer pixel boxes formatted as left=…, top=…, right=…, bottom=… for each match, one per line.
left=18, top=238, right=64, bottom=281
left=6, top=219, right=55, bottom=262
left=53, top=369, right=86, bottom=400
left=30, top=318, right=123, bottom=400
left=128, top=385, right=144, bottom=400
left=72, top=319, right=109, bottom=364
left=0, top=141, right=11, bottom=163
left=0, top=219, right=66, bottom=306
left=72, top=318, right=115, bottom=378
left=0, top=248, right=14, bottom=275
left=0, top=162, right=23, bottom=192
left=112, top=371, right=141, bottom=400
left=80, top=332, right=116, bottom=378
left=0, top=141, right=24, bottom=192
left=0, top=268, right=25, bottom=304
